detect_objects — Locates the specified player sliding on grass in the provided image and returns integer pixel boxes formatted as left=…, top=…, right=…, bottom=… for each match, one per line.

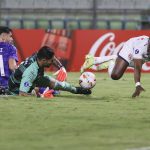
left=8, top=46, right=91, bottom=97
left=81, top=35, right=150, bottom=98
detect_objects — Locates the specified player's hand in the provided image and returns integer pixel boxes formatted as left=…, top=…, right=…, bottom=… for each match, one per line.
left=53, top=67, right=67, bottom=82
left=132, top=85, right=145, bottom=98
left=41, top=89, right=54, bottom=98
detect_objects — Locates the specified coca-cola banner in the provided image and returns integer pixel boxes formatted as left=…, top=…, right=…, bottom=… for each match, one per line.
left=12, top=29, right=150, bottom=72
left=69, top=30, right=150, bottom=72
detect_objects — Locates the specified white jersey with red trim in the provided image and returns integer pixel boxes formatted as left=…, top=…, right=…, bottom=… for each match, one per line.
left=118, top=35, right=149, bottom=63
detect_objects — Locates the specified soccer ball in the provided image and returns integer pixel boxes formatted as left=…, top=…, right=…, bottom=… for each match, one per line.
left=79, top=72, right=96, bottom=89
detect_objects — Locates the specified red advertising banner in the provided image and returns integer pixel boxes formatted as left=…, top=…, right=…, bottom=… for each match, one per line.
left=12, top=29, right=72, bottom=71
left=12, top=29, right=45, bottom=62
left=69, top=30, right=150, bottom=72
left=12, top=29, right=150, bottom=72
left=41, top=29, right=72, bottom=70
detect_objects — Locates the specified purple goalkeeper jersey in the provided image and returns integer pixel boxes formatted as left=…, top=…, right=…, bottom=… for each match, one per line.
left=0, top=42, right=18, bottom=87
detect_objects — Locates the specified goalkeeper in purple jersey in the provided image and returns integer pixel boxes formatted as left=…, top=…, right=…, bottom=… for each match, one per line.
left=0, top=26, right=18, bottom=94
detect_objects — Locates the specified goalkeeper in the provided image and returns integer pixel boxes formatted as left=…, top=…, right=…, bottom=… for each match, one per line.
left=7, top=46, right=91, bottom=97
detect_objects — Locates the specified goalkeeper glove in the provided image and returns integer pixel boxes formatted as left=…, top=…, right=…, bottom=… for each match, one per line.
left=40, top=87, right=54, bottom=98
left=53, top=67, right=67, bottom=82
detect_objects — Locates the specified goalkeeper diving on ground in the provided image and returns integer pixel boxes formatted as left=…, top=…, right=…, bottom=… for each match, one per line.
left=6, top=46, right=91, bottom=97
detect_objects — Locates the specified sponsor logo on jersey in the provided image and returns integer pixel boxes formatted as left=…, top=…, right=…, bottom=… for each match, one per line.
left=24, top=82, right=29, bottom=87
left=135, top=49, right=139, bottom=54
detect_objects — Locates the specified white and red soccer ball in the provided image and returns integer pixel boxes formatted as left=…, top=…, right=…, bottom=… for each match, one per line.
left=79, top=72, right=96, bottom=89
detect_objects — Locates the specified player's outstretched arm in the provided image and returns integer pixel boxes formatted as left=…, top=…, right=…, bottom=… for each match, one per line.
left=52, top=56, right=67, bottom=81
left=132, top=59, right=145, bottom=98
left=52, top=56, right=63, bottom=69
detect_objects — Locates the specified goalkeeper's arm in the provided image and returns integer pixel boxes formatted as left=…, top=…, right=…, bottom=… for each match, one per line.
left=52, top=56, right=63, bottom=69
left=52, top=56, right=67, bottom=81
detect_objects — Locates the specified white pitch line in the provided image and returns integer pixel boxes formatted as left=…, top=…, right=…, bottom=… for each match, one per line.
left=126, top=146, right=150, bottom=150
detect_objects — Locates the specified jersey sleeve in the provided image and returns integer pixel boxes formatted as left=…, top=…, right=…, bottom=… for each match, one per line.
left=8, top=44, right=18, bottom=62
left=19, top=64, right=38, bottom=93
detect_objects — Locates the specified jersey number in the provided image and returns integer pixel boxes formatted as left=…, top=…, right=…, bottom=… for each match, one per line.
left=0, top=55, right=5, bottom=76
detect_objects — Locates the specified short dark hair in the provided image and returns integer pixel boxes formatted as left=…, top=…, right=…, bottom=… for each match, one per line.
left=37, top=46, right=54, bottom=60
left=0, top=26, right=12, bottom=35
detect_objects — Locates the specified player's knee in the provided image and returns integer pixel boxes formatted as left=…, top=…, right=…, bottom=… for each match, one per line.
left=110, top=73, right=121, bottom=80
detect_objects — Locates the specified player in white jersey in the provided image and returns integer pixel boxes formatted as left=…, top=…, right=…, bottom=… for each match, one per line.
left=81, top=35, right=150, bottom=98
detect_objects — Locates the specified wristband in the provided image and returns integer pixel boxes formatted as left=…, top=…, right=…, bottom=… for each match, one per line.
left=135, top=82, right=141, bottom=87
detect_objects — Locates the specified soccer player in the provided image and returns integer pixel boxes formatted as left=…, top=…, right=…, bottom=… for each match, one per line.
left=8, top=46, right=91, bottom=96
left=0, top=26, right=18, bottom=92
left=81, top=35, right=150, bottom=98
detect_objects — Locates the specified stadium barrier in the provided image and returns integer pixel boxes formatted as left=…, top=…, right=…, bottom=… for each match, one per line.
left=1, top=18, right=144, bottom=30
left=12, top=29, right=150, bottom=72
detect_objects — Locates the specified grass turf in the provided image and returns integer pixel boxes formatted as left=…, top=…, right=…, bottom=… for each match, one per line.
left=0, top=73, right=150, bottom=150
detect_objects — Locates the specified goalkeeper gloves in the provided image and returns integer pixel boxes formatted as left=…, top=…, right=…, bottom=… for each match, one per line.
left=53, top=67, right=67, bottom=82
left=40, top=87, right=54, bottom=98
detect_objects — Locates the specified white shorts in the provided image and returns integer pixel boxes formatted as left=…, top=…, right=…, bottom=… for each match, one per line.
left=118, top=39, right=133, bottom=64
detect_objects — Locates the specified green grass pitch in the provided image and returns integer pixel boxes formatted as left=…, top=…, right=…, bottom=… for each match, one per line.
left=0, top=73, right=150, bottom=150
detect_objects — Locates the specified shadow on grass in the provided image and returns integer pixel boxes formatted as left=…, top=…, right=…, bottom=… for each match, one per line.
left=0, top=94, right=134, bottom=102
left=55, top=94, right=116, bottom=101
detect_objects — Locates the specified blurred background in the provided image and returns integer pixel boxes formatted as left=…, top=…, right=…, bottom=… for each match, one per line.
left=0, top=0, right=150, bottom=30
left=1, top=0, right=150, bottom=71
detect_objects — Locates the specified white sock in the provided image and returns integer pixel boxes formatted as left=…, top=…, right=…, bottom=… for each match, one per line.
left=94, top=55, right=117, bottom=65
left=108, top=60, right=115, bottom=77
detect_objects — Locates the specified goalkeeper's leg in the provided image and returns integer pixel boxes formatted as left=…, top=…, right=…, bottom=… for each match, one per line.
left=35, top=76, right=91, bottom=95
left=54, top=81, right=91, bottom=95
